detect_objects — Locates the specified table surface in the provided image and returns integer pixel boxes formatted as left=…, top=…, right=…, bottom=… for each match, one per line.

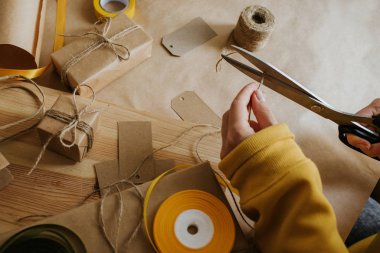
left=2, top=0, right=380, bottom=240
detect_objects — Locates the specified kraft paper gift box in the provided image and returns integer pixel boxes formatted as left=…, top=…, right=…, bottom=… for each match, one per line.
left=0, top=163, right=252, bottom=252
left=51, top=14, right=153, bottom=97
left=37, top=95, right=100, bottom=162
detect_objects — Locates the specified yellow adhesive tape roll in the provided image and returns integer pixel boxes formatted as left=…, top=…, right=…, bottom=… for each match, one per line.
left=93, top=0, right=135, bottom=19
left=153, top=190, right=235, bottom=253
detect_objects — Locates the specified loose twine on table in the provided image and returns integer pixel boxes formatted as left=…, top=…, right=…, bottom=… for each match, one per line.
left=0, top=75, right=45, bottom=144
left=28, top=84, right=97, bottom=175
left=58, top=17, right=141, bottom=90
left=80, top=124, right=255, bottom=253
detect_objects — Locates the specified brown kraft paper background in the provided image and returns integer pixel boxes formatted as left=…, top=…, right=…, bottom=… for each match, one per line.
left=31, top=0, right=380, bottom=239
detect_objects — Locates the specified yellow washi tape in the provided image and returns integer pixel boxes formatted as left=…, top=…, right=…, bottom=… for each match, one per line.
left=93, top=0, right=135, bottom=19
left=153, top=190, right=235, bottom=253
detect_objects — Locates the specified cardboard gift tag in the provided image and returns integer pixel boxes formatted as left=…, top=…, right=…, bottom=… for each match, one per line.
left=162, top=17, right=217, bottom=56
left=0, top=153, right=12, bottom=190
left=171, top=91, right=221, bottom=127
left=118, top=121, right=155, bottom=182
left=95, top=121, right=176, bottom=196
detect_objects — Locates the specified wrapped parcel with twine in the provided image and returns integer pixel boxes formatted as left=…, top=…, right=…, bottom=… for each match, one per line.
left=233, top=5, right=275, bottom=51
left=51, top=14, right=152, bottom=97
left=36, top=88, right=100, bottom=163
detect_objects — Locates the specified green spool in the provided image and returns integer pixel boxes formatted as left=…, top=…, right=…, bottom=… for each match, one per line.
left=0, top=224, right=86, bottom=253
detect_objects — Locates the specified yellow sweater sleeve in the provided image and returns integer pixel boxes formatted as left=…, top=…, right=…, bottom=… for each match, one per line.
left=219, top=124, right=348, bottom=253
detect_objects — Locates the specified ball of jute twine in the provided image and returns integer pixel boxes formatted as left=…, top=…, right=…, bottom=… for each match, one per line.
left=233, top=5, right=275, bottom=51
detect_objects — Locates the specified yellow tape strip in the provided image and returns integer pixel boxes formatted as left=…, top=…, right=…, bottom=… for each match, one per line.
left=54, top=0, right=67, bottom=51
left=0, top=0, right=66, bottom=79
left=93, top=0, right=135, bottom=19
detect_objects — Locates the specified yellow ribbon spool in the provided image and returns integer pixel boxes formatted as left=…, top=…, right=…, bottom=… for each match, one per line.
left=93, top=0, right=135, bottom=19
left=153, top=190, right=235, bottom=253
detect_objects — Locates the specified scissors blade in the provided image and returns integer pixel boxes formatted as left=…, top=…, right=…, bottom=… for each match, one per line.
left=231, top=45, right=328, bottom=104
left=222, top=52, right=379, bottom=131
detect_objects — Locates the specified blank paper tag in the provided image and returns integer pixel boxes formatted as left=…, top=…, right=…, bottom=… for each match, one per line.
left=118, top=121, right=155, bottom=183
left=0, top=153, right=12, bottom=190
left=171, top=91, right=221, bottom=127
left=162, top=17, right=217, bottom=56
left=94, top=160, right=120, bottom=196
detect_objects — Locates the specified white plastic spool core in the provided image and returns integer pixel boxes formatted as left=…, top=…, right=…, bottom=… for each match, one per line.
left=99, top=0, right=129, bottom=12
left=174, top=209, right=215, bottom=249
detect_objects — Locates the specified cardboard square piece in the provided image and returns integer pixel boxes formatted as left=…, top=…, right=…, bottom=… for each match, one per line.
left=0, top=153, right=12, bottom=190
left=95, top=121, right=175, bottom=196
left=162, top=17, right=217, bottom=56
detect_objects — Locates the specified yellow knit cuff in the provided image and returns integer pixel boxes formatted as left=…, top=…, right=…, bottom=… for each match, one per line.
left=219, top=123, right=297, bottom=179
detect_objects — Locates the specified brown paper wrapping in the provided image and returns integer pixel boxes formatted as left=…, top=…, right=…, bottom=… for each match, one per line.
left=37, top=95, right=100, bottom=161
left=0, top=153, right=12, bottom=191
left=0, top=0, right=47, bottom=69
left=0, top=163, right=251, bottom=252
left=51, top=14, right=153, bottom=97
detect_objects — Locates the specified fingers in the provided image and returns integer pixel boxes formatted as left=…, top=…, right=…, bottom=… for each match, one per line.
left=221, top=111, right=229, bottom=142
left=251, top=90, right=277, bottom=128
left=229, top=83, right=256, bottom=125
left=367, top=143, right=380, bottom=158
left=347, top=134, right=371, bottom=151
left=220, top=111, right=230, bottom=159
left=347, top=98, right=380, bottom=157
left=358, top=98, right=380, bottom=116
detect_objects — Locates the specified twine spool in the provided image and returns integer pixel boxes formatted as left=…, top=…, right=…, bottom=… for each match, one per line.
left=233, top=5, right=275, bottom=51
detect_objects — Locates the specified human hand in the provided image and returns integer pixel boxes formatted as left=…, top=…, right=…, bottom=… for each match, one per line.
left=220, top=83, right=277, bottom=159
left=347, top=99, right=380, bottom=158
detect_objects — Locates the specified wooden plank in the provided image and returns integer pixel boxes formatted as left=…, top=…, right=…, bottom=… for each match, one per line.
left=0, top=84, right=221, bottom=234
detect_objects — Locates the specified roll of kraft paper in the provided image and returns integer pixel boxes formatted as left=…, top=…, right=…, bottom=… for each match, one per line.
left=0, top=0, right=66, bottom=78
left=233, top=5, right=275, bottom=51
left=93, top=0, right=135, bottom=19
left=0, top=0, right=47, bottom=71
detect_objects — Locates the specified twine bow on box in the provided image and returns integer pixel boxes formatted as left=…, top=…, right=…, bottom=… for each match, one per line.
left=29, top=84, right=98, bottom=175
left=60, top=17, right=141, bottom=89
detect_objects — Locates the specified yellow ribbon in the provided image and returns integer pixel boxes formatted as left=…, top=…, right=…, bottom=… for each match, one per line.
left=143, top=164, right=191, bottom=252
left=0, top=0, right=66, bottom=79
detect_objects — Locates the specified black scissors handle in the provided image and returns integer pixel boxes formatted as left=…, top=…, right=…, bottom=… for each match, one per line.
left=338, top=117, right=380, bottom=161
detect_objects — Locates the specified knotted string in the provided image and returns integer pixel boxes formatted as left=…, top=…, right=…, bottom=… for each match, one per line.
left=59, top=17, right=141, bottom=90
left=99, top=180, right=144, bottom=253
left=28, top=84, right=97, bottom=175
left=0, top=75, right=45, bottom=143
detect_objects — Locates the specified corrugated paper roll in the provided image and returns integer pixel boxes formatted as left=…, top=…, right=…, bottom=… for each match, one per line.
left=0, top=0, right=47, bottom=69
left=233, top=5, right=275, bottom=51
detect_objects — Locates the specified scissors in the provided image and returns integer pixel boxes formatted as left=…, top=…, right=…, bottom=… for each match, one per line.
left=222, top=45, right=380, bottom=161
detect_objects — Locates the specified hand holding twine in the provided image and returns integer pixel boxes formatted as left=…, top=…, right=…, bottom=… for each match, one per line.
left=29, top=84, right=97, bottom=175
left=59, top=17, right=141, bottom=90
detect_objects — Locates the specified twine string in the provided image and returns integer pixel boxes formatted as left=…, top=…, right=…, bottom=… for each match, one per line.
left=28, top=84, right=97, bottom=175
left=0, top=75, right=45, bottom=143
left=91, top=124, right=256, bottom=252
left=59, top=17, right=140, bottom=89
left=233, top=5, right=275, bottom=52
left=99, top=180, right=144, bottom=253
